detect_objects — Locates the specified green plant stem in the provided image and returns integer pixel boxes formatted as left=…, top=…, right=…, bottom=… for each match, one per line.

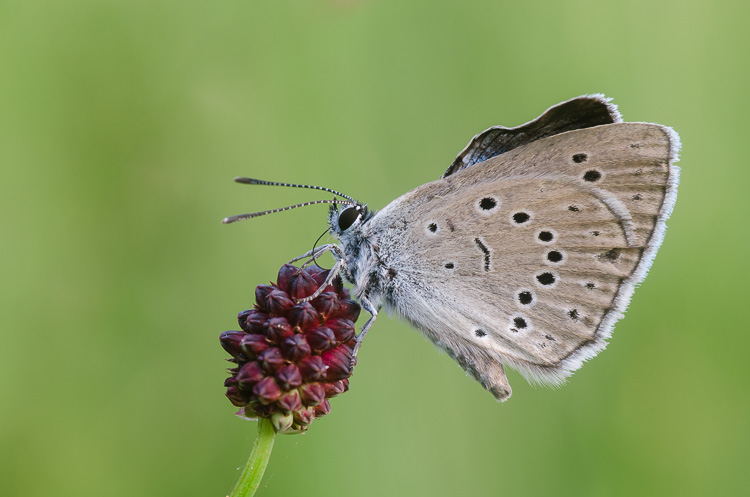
left=229, top=418, right=276, bottom=497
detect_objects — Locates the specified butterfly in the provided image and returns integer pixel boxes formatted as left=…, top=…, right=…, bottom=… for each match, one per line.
left=225, top=95, right=680, bottom=401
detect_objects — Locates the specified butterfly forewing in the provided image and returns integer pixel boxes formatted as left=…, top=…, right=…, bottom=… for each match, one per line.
left=444, top=94, right=621, bottom=177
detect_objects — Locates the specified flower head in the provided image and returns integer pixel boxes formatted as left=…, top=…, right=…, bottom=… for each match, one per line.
left=220, top=264, right=360, bottom=434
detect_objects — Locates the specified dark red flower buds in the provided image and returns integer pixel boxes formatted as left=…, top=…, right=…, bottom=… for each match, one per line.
left=299, top=383, right=326, bottom=406
left=276, top=364, right=302, bottom=391
left=236, top=361, right=264, bottom=389
left=276, top=264, right=297, bottom=293
left=288, top=302, right=318, bottom=330
left=326, top=318, right=356, bottom=343
left=314, top=399, right=331, bottom=418
left=220, top=330, right=245, bottom=357
left=306, top=326, right=337, bottom=352
left=258, top=347, right=285, bottom=373
left=253, top=376, right=282, bottom=404
left=321, top=344, right=354, bottom=381
left=322, top=381, right=346, bottom=398
left=221, top=263, right=361, bottom=434
left=288, top=270, right=318, bottom=300
left=306, top=267, right=331, bottom=289
left=298, top=355, right=327, bottom=381
left=241, top=309, right=267, bottom=333
left=254, top=285, right=275, bottom=310
left=338, top=300, right=361, bottom=322
left=225, top=386, right=247, bottom=407
left=266, top=317, right=293, bottom=343
left=277, top=390, right=302, bottom=412
left=311, top=292, right=341, bottom=320
left=266, top=290, right=294, bottom=316
left=293, top=407, right=314, bottom=427
left=280, top=334, right=311, bottom=362
left=240, top=334, right=269, bottom=359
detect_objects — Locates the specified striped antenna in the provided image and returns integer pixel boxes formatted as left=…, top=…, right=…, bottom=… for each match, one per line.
left=233, top=177, right=358, bottom=204
left=222, top=199, right=355, bottom=224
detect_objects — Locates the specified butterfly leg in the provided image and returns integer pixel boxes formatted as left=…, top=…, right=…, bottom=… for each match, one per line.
left=295, top=258, right=344, bottom=303
left=352, top=296, right=377, bottom=360
left=288, top=244, right=336, bottom=264
left=288, top=243, right=374, bottom=365
left=290, top=244, right=353, bottom=305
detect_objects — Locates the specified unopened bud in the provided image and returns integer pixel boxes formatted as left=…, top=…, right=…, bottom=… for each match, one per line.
left=254, top=285, right=275, bottom=310
left=299, top=383, right=325, bottom=406
left=253, top=377, right=282, bottom=405
left=305, top=326, right=337, bottom=352
left=266, top=317, right=293, bottom=343
left=314, top=399, right=331, bottom=418
left=266, top=290, right=294, bottom=316
left=289, top=302, right=318, bottom=330
left=220, top=330, right=245, bottom=357
left=280, top=334, right=311, bottom=362
left=271, top=411, right=294, bottom=433
left=321, top=345, right=353, bottom=381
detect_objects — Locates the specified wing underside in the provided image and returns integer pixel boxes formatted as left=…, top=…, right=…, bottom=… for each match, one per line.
left=376, top=122, right=680, bottom=400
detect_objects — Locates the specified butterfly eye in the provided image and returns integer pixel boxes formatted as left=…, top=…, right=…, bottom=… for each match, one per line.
left=338, top=206, right=361, bottom=231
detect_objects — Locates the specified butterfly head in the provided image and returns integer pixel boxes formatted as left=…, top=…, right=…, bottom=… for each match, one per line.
left=328, top=203, right=371, bottom=239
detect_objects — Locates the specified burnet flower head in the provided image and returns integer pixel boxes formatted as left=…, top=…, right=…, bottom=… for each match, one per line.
left=220, top=263, right=360, bottom=434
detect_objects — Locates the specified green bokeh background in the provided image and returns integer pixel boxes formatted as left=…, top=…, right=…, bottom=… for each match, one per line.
left=2, top=1, right=747, bottom=496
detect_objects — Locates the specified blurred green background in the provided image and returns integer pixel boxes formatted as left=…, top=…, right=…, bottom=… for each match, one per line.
left=1, top=1, right=747, bottom=496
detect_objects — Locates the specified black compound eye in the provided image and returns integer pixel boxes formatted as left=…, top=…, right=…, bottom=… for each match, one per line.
left=338, top=206, right=361, bottom=231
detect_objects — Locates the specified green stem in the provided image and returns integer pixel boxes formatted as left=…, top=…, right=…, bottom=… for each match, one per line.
left=229, top=418, right=276, bottom=497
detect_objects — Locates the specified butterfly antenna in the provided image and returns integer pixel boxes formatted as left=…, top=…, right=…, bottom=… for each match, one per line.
left=222, top=199, right=355, bottom=224
left=233, top=177, right=359, bottom=204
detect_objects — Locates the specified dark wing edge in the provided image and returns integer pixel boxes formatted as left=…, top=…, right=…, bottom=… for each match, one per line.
left=443, top=94, right=623, bottom=178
